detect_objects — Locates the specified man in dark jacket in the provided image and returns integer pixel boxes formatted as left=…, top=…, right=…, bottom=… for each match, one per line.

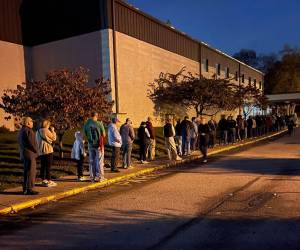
left=120, top=118, right=135, bottom=169
left=227, top=115, right=237, bottom=143
left=198, top=117, right=210, bottom=163
left=218, top=115, right=228, bottom=145
left=17, top=117, right=38, bottom=195
left=181, top=116, right=193, bottom=156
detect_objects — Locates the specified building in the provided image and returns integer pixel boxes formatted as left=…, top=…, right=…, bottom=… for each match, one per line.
left=0, top=0, right=264, bottom=129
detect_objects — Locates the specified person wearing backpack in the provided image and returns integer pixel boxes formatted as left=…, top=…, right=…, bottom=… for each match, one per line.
left=83, top=112, right=106, bottom=182
left=36, top=119, right=57, bottom=187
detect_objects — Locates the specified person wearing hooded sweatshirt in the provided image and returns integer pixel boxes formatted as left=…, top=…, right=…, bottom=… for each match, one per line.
left=71, top=131, right=87, bottom=181
left=36, top=119, right=57, bottom=187
left=108, top=117, right=122, bottom=172
left=83, top=112, right=106, bottom=182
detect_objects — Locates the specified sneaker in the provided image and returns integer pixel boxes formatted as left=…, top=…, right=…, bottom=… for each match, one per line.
left=24, top=190, right=39, bottom=195
left=128, top=166, right=134, bottom=169
left=141, top=160, right=149, bottom=164
left=47, top=180, right=57, bottom=187
left=176, top=157, right=182, bottom=161
left=42, top=180, right=49, bottom=187
left=94, top=177, right=100, bottom=182
left=202, top=159, right=207, bottom=163
left=78, top=176, right=86, bottom=182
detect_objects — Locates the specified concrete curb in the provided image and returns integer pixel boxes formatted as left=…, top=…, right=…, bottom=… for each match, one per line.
left=0, top=130, right=287, bottom=215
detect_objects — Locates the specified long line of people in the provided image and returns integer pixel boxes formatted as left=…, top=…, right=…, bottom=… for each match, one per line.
left=17, top=111, right=298, bottom=195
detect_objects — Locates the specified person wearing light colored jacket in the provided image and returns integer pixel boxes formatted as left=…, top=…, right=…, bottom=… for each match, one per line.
left=120, top=118, right=135, bottom=169
left=36, top=120, right=57, bottom=187
left=71, top=131, right=87, bottom=181
left=108, top=117, right=122, bottom=172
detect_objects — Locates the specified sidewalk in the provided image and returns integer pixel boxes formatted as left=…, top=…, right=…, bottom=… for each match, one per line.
left=0, top=130, right=287, bottom=215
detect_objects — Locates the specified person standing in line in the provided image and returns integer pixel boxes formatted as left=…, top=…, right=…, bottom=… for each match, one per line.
left=218, top=115, right=228, bottom=145
left=247, top=116, right=253, bottom=138
left=108, top=118, right=122, bottom=172
left=175, top=119, right=183, bottom=156
left=181, top=116, right=193, bottom=156
left=84, top=112, right=106, bottom=182
left=227, top=115, right=237, bottom=143
left=287, top=116, right=295, bottom=136
left=252, top=116, right=257, bottom=138
left=18, top=117, right=39, bottom=195
left=236, top=115, right=244, bottom=141
left=163, top=118, right=182, bottom=161
left=71, top=131, right=87, bottom=181
left=190, top=117, right=198, bottom=151
left=198, top=117, right=210, bottom=163
left=36, top=119, right=57, bottom=187
left=208, top=116, right=217, bottom=148
left=138, top=122, right=150, bottom=164
left=146, top=117, right=156, bottom=161
left=120, top=118, right=135, bottom=169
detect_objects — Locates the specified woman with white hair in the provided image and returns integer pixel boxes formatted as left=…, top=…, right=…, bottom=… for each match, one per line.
left=36, top=119, right=57, bottom=187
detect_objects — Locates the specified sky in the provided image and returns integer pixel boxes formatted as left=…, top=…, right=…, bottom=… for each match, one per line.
left=127, top=0, right=300, bottom=56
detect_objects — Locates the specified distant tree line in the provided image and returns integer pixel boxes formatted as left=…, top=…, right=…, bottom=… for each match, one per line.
left=233, top=45, right=300, bottom=94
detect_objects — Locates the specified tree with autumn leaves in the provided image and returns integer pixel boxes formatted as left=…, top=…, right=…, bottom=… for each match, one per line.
left=148, top=68, right=268, bottom=118
left=0, top=67, right=114, bottom=156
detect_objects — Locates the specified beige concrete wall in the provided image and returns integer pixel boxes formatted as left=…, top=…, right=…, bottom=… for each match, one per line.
left=0, top=40, right=26, bottom=130
left=114, top=31, right=199, bottom=127
left=201, top=45, right=240, bottom=85
left=29, top=31, right=104, bottom=83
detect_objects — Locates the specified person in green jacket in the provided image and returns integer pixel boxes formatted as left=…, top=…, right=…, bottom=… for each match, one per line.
left=83, top=112, right=106, bottom=182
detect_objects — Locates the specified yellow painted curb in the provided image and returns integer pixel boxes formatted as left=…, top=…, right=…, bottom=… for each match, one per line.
left=0, top=129, right=287, bottom=215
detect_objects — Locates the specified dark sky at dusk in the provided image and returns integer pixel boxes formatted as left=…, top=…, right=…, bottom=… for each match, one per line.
left=127, top=0, right=300, bottom=56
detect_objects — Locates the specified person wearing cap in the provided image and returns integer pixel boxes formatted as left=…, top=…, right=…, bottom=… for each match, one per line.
left=84, top=111, right=106, bottom=182
left=120, top=118, right=135, bottom=169
left=17, top=117, right=39, bottom=195
left=108, top=117, right=122, bottom=172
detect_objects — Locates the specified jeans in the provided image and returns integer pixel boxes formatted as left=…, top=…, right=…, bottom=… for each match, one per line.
left=199, top=135, right=209, bottom=159
left=76, top=155, right=84, bottom=178
left=111, top=146, right=121, bottom=170
left=88, top=146, right=104, bottom=179
left=140, top=143, right=147, bottom=161
left=23, top=157, right=37, bottom=192
left=220, top=130, right=228, bottom=144
left=122, top=143, right=133, bottom=168
left=182, top=136, right=191, bottom=155
left=40, top=153, right=53, bottom=180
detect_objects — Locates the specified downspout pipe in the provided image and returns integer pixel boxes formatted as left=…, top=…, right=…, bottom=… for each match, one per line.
left=111, top=0, right=119, bottom=114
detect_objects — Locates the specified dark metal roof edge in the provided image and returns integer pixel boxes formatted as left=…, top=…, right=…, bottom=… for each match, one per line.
left=116, top=0, right=264, bottom=76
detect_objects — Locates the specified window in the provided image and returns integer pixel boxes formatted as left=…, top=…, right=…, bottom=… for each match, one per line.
left=205, top=59, right=209, bottom=72
left=249, top=77, right=251, bottom=86
left=242, top=74, right=244, bottom=83
left=235, top=71, right=238, bottom=81
left=216, top=63, right=221, bottom=76
left=225, top=67, right=230, bottom=78
left=254, top=79, right=257, bottom=88
left=259, top=81, right=262, bottom=89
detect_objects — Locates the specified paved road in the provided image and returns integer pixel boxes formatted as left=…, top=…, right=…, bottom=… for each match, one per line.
left=1, top=130, right=300, bottom=250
